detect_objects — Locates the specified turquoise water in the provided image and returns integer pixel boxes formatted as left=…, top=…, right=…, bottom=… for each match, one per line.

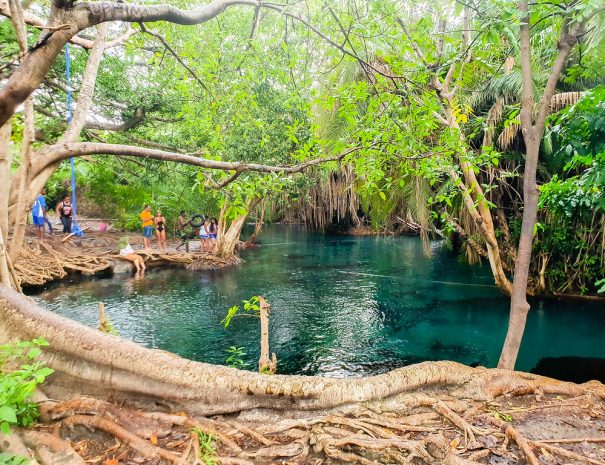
left=31, top=225, right=605, bottom=378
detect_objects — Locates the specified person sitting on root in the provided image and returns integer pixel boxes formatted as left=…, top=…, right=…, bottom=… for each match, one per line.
left=199, top=216, right=210, bottom=253
left=119, top=236, right=146, bottom=273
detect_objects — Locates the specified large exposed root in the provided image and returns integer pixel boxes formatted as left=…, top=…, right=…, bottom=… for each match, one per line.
left=5, top=385, right=601, bottom=465
left=13, top=230, right=236, bottom=287
left=1, top=286, right=605, bottom=463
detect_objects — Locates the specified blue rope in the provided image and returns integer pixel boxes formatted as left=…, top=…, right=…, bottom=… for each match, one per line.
left=65, top=44, right=83, bottom=237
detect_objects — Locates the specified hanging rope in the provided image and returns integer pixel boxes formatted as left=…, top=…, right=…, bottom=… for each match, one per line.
left=65, top=43, right=83, bottom=237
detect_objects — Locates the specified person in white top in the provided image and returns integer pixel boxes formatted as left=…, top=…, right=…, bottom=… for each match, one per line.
left=199, top=217, right=210, bottom=253
left=118, top=236, right=146, bottom=273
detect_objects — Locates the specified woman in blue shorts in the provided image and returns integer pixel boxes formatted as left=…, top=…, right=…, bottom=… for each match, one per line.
left=208, top=218, right=218, bottom=253
left=199, top=217, right=210, bottom=253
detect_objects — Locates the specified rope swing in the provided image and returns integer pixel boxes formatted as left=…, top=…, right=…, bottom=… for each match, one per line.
left=65, top=43, right=83, bottom=237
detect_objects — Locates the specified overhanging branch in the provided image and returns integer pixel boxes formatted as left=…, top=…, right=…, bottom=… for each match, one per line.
left=37, top=142, right=359, bottom=178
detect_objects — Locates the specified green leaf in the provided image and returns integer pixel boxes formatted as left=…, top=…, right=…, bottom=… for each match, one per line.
left=26, top=348, right=41, bottom=359
left=0, top=422, right=10, bottom=434
left=0, top=406, right=17, bottom=424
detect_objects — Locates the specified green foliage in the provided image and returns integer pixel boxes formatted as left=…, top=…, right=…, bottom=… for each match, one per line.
left=0, top=338, right=54, bottom=433
left=221, top=296, right=260, bottom=328
left=533, top=88, right=605, bottom=293
left=259, top=366, right=274, bottom=375
left=225, top=346, right=246, bottom=369
left=191, top=428, right=219, bottom=465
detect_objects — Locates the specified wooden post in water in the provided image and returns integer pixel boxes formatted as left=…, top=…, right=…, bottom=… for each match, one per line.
left=258, top=297, right=277, bottom=374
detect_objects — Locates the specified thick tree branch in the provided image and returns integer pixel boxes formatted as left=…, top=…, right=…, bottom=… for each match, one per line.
left=61, top=24, right=109, bottom=143
left=78, top=0, right=258, bottom=26
left=36, top=142, right=357, bottom=177
left=0, top=0, right=263, bottom=127
left=0, top=0, right=136, bottom=48
left=85, top=107, right=146, bottom=132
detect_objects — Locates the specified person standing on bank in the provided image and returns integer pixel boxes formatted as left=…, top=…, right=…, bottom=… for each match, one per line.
left=199, top=217, right=210, bottom=253
left=208, top=217, right=218, bottom=253
left=154, top=210, right=167, bottom=251
left=140, top=205, right=154, bottom=250
left=31, top=190, right=47, bottom=240
left=55, top=195, right=73, bottom=237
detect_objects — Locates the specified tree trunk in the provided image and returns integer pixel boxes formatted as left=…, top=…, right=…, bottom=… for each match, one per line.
left=497, top=1, right=579, bottom=370
left=247, top=198, right=265, bottom=243
left=7, top=0, right=34, bottom=262
left=8, top=101, right=33, bottom=262
left=0, top=228, right=12, bottom=288
left=0, top=122, right=12, bottom=241
left=6, top=23, right=108, bottom=261
left=498, top=139, right=540, bottom=369
left=216, top=197, right=261, bottom=259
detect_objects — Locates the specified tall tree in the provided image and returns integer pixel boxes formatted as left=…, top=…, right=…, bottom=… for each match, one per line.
left=498, top=0, right=604, bottom=369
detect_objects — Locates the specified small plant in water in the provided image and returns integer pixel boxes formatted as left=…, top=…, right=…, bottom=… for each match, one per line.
left=98, top=303, right=118, bottom=336
left=191, top=427, right=219, bottom=465
left=222, top=296, right=277, bottom=375
left=221, top=296, right=261, bottom=327
left=0, top=338, right=54, bottom=433
left=225, top=346, right=246, bottom=369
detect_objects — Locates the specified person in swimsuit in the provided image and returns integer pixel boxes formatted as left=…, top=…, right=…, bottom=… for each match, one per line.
left=199, top=217, right=210, bottom=253
left=154, top=210, right=167, bottom=250
left=55, top=195, right=73, bottom=237
left=208, top=217, right=218, bottom=253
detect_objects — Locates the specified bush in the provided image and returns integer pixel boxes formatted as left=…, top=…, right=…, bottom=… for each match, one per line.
left=0, top=338, right=54, bottom=433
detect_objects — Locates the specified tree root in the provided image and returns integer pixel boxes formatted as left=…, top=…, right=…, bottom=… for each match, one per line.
left=224, top=419, right=278, bottom=446
left=532, top=441, right=605, bottom=465
left=20, top=431, right=85, bottom=465
left=504, top=425, right=539, bottom=465
left=9, top=384, right=604, bottom=465
left=539, top=436, right=605, bottom=444
left=61, top=414, right=180, bottom=462
left=443, top=451, right=484, bottom=465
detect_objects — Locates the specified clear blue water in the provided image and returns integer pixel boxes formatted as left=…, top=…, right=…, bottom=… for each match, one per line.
left=31, top=225, right=605, bottom=378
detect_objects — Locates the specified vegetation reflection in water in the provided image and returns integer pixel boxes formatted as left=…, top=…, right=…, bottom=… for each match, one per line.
left=33, top=225, right=605, bottom=378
